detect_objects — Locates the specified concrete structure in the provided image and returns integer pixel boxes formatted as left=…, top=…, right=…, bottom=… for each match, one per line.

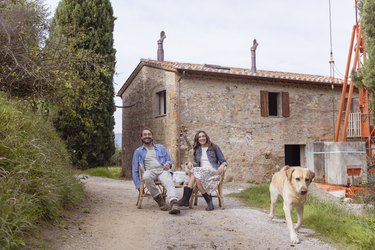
left=306, top=141, right=367, bottom=185
left=117, top=59, right=358, bottom=183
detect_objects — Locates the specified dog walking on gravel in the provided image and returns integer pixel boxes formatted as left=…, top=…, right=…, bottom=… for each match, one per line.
left=269, top=165, right=315, bottom=244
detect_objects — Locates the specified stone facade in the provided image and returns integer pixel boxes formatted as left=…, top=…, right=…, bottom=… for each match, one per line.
left=118, top=59, right=357, bottom=183
left=118, top=66, right=179, bottom=179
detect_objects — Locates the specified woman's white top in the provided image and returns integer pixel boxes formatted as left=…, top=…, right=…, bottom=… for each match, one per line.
left=200, top=147, right=213, bottom=168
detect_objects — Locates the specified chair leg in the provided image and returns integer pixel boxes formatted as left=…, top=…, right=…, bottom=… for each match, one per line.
left=217, top=192, right=224, bottom=209
left=137, top=186, right=144, bottom=209
left=136, top=191, right=140, bottom=206
left=194, top=194, right=198, bottom=206
left=137, top=194, right=143, bottom=209
left=188, top=192, right=193, bottom=209
left=217, top=184, right=224, bottom=209
left=193, top=185, right=199, bottom=206
left=162, top=186, right=167, bottom=201
left=189, top=186, right=198, bottom=209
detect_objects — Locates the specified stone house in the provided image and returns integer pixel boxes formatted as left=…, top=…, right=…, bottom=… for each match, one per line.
left=117, top=58, right=357, bottom=183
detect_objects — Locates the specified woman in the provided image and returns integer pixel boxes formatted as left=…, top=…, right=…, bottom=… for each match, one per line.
left=177, top=130, right=227, bottom=211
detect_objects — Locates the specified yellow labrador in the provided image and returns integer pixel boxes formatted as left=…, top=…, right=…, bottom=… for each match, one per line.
left=269, top=166, right=315, bottom=244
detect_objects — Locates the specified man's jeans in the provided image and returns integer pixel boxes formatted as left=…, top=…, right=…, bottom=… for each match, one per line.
left=143, top=168, right=177, bottom=203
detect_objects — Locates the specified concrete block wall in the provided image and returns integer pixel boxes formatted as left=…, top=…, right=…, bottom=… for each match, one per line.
left=306, top=141, right=367, bottom=185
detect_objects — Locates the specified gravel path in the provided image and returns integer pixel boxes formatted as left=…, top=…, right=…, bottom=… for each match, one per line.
left=39, top=176, right=337, bottom=250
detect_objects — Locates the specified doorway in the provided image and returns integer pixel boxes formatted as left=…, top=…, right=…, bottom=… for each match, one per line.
left=285, top=144, right=302, bottom=166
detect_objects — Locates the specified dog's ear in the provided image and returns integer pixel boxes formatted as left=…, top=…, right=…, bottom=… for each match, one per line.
left=285, top=167, right=295, bottom=182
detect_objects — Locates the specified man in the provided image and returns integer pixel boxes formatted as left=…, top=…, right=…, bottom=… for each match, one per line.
left=132, top=127, right=180, bottom=214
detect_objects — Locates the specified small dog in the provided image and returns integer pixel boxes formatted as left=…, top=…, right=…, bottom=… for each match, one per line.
left=269, top=166, right=315, bottom=244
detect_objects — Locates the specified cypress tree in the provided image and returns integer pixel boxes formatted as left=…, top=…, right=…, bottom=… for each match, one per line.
left=49, top=0, right=116, bottom=168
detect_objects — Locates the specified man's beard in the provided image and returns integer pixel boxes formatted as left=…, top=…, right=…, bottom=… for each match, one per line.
left=142, top=138, right=153, bottom=145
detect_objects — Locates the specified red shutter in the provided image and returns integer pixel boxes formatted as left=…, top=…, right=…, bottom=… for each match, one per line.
left=282, top=92, right=290, bottom=117
left=260, top=91, right=269, bottom=117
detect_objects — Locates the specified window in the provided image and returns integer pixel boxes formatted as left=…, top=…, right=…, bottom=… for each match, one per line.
left=269, top=92, right=279, bottom=116
left=260, top=91, right=289, bottom=117
left=157, top=90, right=166, bottom=116
left=342, top=97, right=354, bottom=114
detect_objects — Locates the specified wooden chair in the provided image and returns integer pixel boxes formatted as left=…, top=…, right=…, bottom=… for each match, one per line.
left=136, top=166, right=166, bottom=209
left=188, top=167, right=226, bottom=209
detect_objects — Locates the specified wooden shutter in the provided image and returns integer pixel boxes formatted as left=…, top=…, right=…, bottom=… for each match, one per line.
left=282, top=92, right=290, bottom=117
left=260, top=91, right=269, bottom=117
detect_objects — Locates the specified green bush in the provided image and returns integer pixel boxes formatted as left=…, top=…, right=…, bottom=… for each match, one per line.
left=0, top=93, right=83, bottom=248
left=109, top=147, right=122, bottom=166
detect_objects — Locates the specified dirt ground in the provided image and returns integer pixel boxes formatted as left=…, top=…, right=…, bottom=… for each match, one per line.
left=38, top=176, right=337, bottom=250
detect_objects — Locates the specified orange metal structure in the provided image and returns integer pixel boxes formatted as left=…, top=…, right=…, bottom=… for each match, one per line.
left=334, top=0, right=375, bottom=165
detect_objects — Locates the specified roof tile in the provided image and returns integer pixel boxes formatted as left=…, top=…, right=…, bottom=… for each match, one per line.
left=140, top=58, right=343, bottom=84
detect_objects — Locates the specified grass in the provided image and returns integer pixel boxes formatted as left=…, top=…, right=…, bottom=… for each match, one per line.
left=0, top=93, right=83, bottom=249
left=76, top=166, right=122, bottom=179
left=230, top=183, right=375, bottom=250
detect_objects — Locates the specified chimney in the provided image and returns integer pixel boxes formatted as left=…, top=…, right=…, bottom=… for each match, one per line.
left=157, top=31, right=166, bottom=61
left=250, top=39, right=258, bottom=72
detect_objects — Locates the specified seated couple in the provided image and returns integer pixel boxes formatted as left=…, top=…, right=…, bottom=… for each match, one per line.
left=132, top=128, right=227, bottom=215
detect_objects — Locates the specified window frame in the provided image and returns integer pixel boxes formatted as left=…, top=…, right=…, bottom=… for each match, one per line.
left=260, top=90, right=289, bottom=117
left=156, top=90, right=167, bottom=117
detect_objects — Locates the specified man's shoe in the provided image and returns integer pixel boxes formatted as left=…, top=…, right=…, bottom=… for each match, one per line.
left=153, top=194, right=169, bottom=211
left=169, top=200, right=180, bottom=215
left=160, top=204, right=169, bottom=211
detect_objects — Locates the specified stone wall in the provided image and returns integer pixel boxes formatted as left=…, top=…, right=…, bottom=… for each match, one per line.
left=121, top=65, right=357, bottom=183
left=120, top=67, right=178, bottom=178
left=178, top=74, right=346, bottom=182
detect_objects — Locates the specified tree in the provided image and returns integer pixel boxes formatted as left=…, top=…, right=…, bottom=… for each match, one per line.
left=0, top=0, right=50, bottom=97
left=361, top=0, right=375, bottom=102
left=360, top=0, right=375, bottom=204
left=49, top=0, right=116, bottom=168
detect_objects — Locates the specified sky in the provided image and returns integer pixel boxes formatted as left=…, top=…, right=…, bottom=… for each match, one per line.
left=43, top=0, right=356, bottom=133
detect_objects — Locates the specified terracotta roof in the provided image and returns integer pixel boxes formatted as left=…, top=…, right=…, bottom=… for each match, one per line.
left=117, top=58, right=344, bottom=96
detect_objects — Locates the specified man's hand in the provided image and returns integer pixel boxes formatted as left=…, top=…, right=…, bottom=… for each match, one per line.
left=163, top=162, right=171, bottom=170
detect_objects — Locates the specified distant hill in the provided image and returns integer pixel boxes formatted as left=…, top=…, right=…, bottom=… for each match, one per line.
left=114, top=133, right=121, bottom=148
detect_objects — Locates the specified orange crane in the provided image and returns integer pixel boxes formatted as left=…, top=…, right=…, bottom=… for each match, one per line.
left=334, top=0, right=374, bottom=164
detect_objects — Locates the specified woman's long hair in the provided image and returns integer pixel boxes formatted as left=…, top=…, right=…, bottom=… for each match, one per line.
left=193, top=130, right=216, bottom=155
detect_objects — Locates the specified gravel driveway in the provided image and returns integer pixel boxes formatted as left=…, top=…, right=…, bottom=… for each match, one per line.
left=39, top=176, right=336, bottom=250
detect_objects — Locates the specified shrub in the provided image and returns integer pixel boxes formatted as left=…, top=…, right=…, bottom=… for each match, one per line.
left=109, top=147, right=122, bottom=166
left=0, top=93, right=83, bottom=248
